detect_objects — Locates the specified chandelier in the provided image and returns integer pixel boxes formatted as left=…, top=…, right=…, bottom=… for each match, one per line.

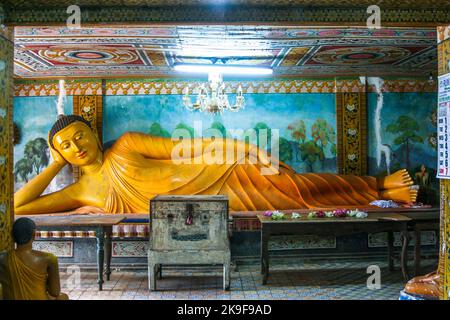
left=182, top=72, right=245, bottom=114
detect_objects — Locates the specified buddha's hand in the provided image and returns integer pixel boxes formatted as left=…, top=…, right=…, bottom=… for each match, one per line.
left=48, top=132, right=67, bottom=167
left=49, top=145, right=67, bottom=167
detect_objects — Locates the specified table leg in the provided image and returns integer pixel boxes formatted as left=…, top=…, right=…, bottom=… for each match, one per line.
left=261, top=231, right=270, bottom=285
left=400, top=229, right=410, bottom=282
left=223, top=253, right=231, bottom=291
left=96, top=227, right=105, bottom=291
left=158, top=264, right=162, bottom=280
left=148, top=262, right=157, bottom=291
left=105, top=226, right=112, bottom=281
left=414, top=228, right=421, bottom=276
left=387, top=231, right=394, bottom=271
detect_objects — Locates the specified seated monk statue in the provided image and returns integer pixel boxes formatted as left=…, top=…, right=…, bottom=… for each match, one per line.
left=0, top=218, right=69, bottom=300
left=14, top=115, right=417, bottom=215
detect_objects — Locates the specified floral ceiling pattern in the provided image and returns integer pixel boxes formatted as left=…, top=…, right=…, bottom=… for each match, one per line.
left=14, top=26, right=437, bottom=79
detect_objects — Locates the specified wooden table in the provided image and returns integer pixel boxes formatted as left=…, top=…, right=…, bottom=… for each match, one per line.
left=257, top=212, right=412, bottom=285
left=399, top=207, right=440, bottom=277
left=18, top=215, right=126, bottom=291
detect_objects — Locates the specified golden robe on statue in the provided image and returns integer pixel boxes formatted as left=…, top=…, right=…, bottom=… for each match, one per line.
left=1, top=251, right=49, bottom=300
left=103, top=132, right=381, bottom=213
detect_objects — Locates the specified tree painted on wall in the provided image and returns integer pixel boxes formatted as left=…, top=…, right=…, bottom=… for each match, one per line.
left=174, top=123, right=195, bottom=138
left=311, top=118, right=337, bottom=165
left=253, top=122, right=272, bottom=149
left=24, top=137, right=49, bottom=174
left=149, top=122, right=170, bottom=137
left=287, top=118, right=336, bottom=171
left=386, top=115, right=424, bottom=169
left=299, top=140, right=324, bottom=172
left=14, top=137, right=49, bottom=182
left=14, top=158, right=33, bottom=183
left=288, top=120, right=306, bottom=143
left=279, top=137, right=293, bottom=163
left=287, top=120, right=306, bottom=161
left=207, top=121, right=227, bottom=138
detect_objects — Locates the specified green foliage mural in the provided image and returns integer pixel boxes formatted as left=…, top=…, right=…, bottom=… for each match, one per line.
left=104, top=93, right=338, bottom=173
left=287, top=118, right=336, bottom=171
left=209, top=121, right=227, bottom=138
left=14, top=137, right=49, bottom=183
left=299, top=140, right=324, bottom=171
left=386, top=115, right=424, bottom=169
left=149, top=122, right=170, bottom=137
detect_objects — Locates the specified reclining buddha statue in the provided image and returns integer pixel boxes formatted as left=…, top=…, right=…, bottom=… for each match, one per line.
left=14, top=115, right=418, bottom=215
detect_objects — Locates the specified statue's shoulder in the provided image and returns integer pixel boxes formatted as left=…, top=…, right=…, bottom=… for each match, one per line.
left=32, top=250, right=57, bottom=264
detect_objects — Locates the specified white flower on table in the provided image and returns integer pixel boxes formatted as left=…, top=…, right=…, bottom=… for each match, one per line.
left=356, top=211, right=368, bottom=219
left=271, top=210, right=285, bottom=220
left=291, top=212, right=300, bottom=219
left=348, top=209, right=368, bottom=219
left=325, top=211, right=334, bottom=218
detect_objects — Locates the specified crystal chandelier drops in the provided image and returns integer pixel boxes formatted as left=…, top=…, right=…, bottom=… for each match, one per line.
left=182, top=72, right=245, bottom=114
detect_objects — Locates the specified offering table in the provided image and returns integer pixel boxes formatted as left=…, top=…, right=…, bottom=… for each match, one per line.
left=256, top=211, right=412, bottom=285
left=17, top=214, right=126, bottom=291
left=400, top=208, right=440, bottom=276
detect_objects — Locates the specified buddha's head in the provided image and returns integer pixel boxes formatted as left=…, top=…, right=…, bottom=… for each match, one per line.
left=49, top=115, right=102, bottom=166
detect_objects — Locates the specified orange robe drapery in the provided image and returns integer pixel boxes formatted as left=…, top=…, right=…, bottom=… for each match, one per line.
left=102, top=132, right=380, bottom=213
left=2, top=251, right=49, bottom=300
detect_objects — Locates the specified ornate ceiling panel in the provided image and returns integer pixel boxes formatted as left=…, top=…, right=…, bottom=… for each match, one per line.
left=13, top=26, right=437, bottom=79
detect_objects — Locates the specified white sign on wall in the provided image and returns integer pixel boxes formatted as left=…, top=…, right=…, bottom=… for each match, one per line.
left=437, top=73, right=450, bottom=179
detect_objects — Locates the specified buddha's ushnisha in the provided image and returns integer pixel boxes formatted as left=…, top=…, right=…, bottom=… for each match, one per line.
left=14, top=115, right=417, bottom=215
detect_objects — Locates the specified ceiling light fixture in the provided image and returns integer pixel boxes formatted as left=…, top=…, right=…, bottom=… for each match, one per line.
left=174, top=63, right=273, bottom=76
left=182, top=72, right=245, bottom=114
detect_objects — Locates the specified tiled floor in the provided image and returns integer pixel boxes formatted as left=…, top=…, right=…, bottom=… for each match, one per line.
left=60, top=258, right=437, bottom=300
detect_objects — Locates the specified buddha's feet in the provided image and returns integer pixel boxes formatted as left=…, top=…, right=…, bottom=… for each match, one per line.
left=404, top=271, right=440, bottom=298
left=378, top=169, right=418, bottom=203
left=378, top=169, right=414, bottom=189
left=379, top=186, right=418, bottom=203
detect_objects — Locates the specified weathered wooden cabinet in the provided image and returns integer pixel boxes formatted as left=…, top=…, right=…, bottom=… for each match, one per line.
left=148, top=195, right=231, bottom=291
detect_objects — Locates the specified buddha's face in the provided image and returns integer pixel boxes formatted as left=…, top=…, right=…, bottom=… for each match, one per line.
left=52, top=122, right=100, bottom=166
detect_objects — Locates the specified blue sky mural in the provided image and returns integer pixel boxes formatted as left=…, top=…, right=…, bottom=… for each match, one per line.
left=103, top=93, right=337, bottom=173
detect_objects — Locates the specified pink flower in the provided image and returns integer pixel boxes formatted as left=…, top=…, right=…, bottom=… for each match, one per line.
left=264, top=211, right=273, bottom=217
left=316, top=211, right=326, bottom=218
left=333, top=209, right=348, bottom=218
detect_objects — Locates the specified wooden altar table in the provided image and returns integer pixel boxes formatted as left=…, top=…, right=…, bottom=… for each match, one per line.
left=257, top=212, right=412, bottom=285
left=400, top=207, right=440, bottom=276
left=17, top=215, right=126, bottom=291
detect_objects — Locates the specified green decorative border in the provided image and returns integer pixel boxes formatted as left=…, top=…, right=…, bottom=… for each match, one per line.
left=4, top=6, right=450, bottom=24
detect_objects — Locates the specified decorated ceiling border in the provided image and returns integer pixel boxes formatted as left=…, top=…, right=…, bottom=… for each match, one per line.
left=14, top=80, right=102, bottom=96
left=13, top=78, right=436, bottom=97
left=4, top=7, right=450, bottom=24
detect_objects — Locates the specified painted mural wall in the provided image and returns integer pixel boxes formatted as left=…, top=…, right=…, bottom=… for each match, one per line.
left=13, top=96, right=73, bottom=192
left=367, top=91, right=438, bottom=204
left=103, top=93, right=338, bottom=174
